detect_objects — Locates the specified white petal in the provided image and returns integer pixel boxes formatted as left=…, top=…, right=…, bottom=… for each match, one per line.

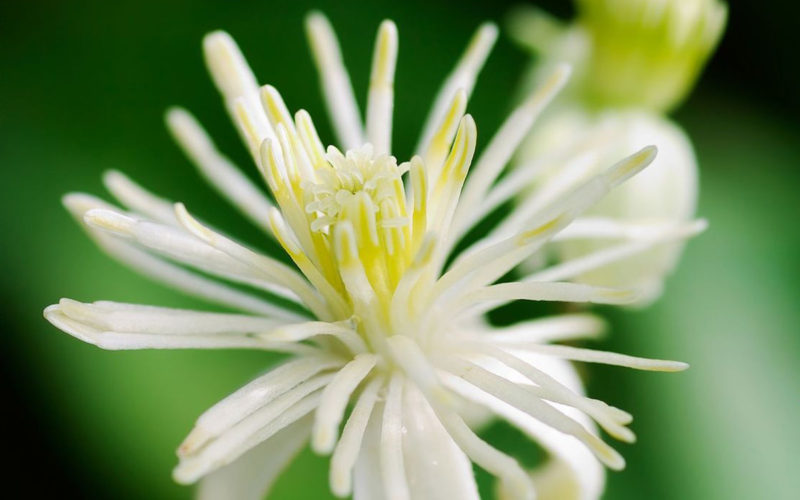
left=330, top=377, right=384, bottom=497
left=305, top=12, right=364, bottom=149
left=312, top=354, right=379, bottom=453
left=43, top=302, right=311, bottom=353
left=261, top=320, right=368, bottom=356
left=402, top=383, right=480, bottom=500
left=104, top=170, right=179, bottom=226
left=454, top=65, right=570, bottom=232
left=509, top=343, right=688, bottom=372
left=443, top=357, right=625, bottom=469
left=173, top=203, right=330, bottom=319
left=166, top=108, right=276, bottom=233
left=203, top=31, right=276, bottom=157
left=475, top=352, right=606, bottom=500
left=528, top=220, right=707, bottom=283
left=478, top=345, right=634, bottom=442
left=84, top=207, right=302, bottom=305
left=380, top=374, right=410, bottom=500
left=196, top=416, right=311, bottom=500
left=456, top=282, right=638, bottom=318
left=429, top=399, right=535, bottom=500
left=55, top=299, right=286, bottom=335
left=486, top=314, right=607, bottom=344
left=494, top=145, right=657, bottom=241
left=553, top=216, right=693, bottom=241
left=416, top=23, right=497, bottom=156
left=62, top=192, right=298, bottom=319
left=438, top=147, right=658, bottom=304
left=353, top=401, right=386, bottom=500
left=175, top=375, right=330, bottom=483
left=366, top=20, right=398, bottom=155
left=183, top=356, right=343, bottom=455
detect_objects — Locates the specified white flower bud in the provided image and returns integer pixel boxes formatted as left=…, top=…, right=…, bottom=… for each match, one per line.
left=520, top=108, right=699, bottom=305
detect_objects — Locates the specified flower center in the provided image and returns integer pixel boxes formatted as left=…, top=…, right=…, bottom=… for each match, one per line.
left=305, top=144, right=410, bottom=235
left=296, top=144, right=421, bottom=322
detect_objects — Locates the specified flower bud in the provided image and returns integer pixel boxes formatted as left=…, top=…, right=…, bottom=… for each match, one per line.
left=577, top=0, right=727, bottom=112
left=520, top=109, right=698, bottom=305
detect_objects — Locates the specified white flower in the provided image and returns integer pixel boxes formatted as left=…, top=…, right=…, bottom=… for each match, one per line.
left=44, top=13, right=696, bottom=500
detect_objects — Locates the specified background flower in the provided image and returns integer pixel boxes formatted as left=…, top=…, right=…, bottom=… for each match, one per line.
left=508, top=0, right=725, bottom=306
left=1, top=1, right=798, bottom=499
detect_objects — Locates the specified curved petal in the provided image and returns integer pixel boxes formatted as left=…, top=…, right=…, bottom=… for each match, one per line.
left=508, top=351, right=606, bottom=500
left=447, top=349, right=605, bottom=500
left=402, top=384, right=480, bottom=500
left=353, top=402, right=385, bottom=500
left=196, top=416, right=311, bottom=500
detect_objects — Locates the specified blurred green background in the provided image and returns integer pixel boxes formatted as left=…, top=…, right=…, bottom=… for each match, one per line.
left=1, top=0, right=798, bottom=498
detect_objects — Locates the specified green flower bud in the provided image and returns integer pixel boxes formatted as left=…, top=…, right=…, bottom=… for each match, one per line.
left=577, top=0, right=727, bottom=111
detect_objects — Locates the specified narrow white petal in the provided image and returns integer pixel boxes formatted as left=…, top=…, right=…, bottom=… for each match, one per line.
left=420, top=89, right=467, bottom=182
left=495, top=146, right=658, bottom=240
left=465, top=127, right=612, bottom=238
left=174, top=203, right=330, bottom=319
left=203, top=31, right=259, bottom=104
left=416, top=23, right=497, bottom=155
left=312, top=354, right=379, bottom=453
left=380, top=374, right=410, bottom=500
left=443, top=369, right=605, bottom=500
left=454, top=64, right=571, bottom=230
left=203, top=31, right=276, bottom=160
left=434, top=208, right=575, bottom=303
left=166, top=108, right=276, bottom=233
left=494, top=154, right=598, bottom=241
left=184, top=356, right=343, bottom=455
left=353, top=401, right=386, bottom=500
left=305, top=12, right=364, bottom=149
left=56, top=299, right=286, bottom=335
left=330, top=377, right=383, bottom=497
left=62, top=194, right=298, bottom=319
left=509, top=343, right=689, bottom=372
left=457, top=282, right=639, bottom=318
left=84, top=207, right=302, bottom=305
left=44, top=304, right=304, bottom=352
left=196, top=416, right=311, bottom=500
left=553, top=216, right=695, bottom=241
left=100, top=238, right=294, bottom=318
left=444, top=357, right=625, bottom=469
left=402, top=384, right=480, bottom=500
left=441, top=147, right=660, bottom=299
left=366, top=20, right=398, bottom=155
left=487, top=314, right=607, bottom=344
left=175, top=374, right=331, bottom=484
left=527, top=220, right=707, bottom=283
left=103, top=170, right=179, bottom=225
left=386, top=335, right=451, bottom=406
left=43, top=304, right=100, bottom=345
left=260, top=320, right=368, bottom=356
left=479, top=345, right=635, bottom=442
left=430, top=400, right=535, bottom=500
left=448, top=146, right=659, bottom=290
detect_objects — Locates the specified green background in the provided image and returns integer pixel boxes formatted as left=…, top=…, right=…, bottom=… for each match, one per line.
left=1, top=0, right=797, bottom=498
